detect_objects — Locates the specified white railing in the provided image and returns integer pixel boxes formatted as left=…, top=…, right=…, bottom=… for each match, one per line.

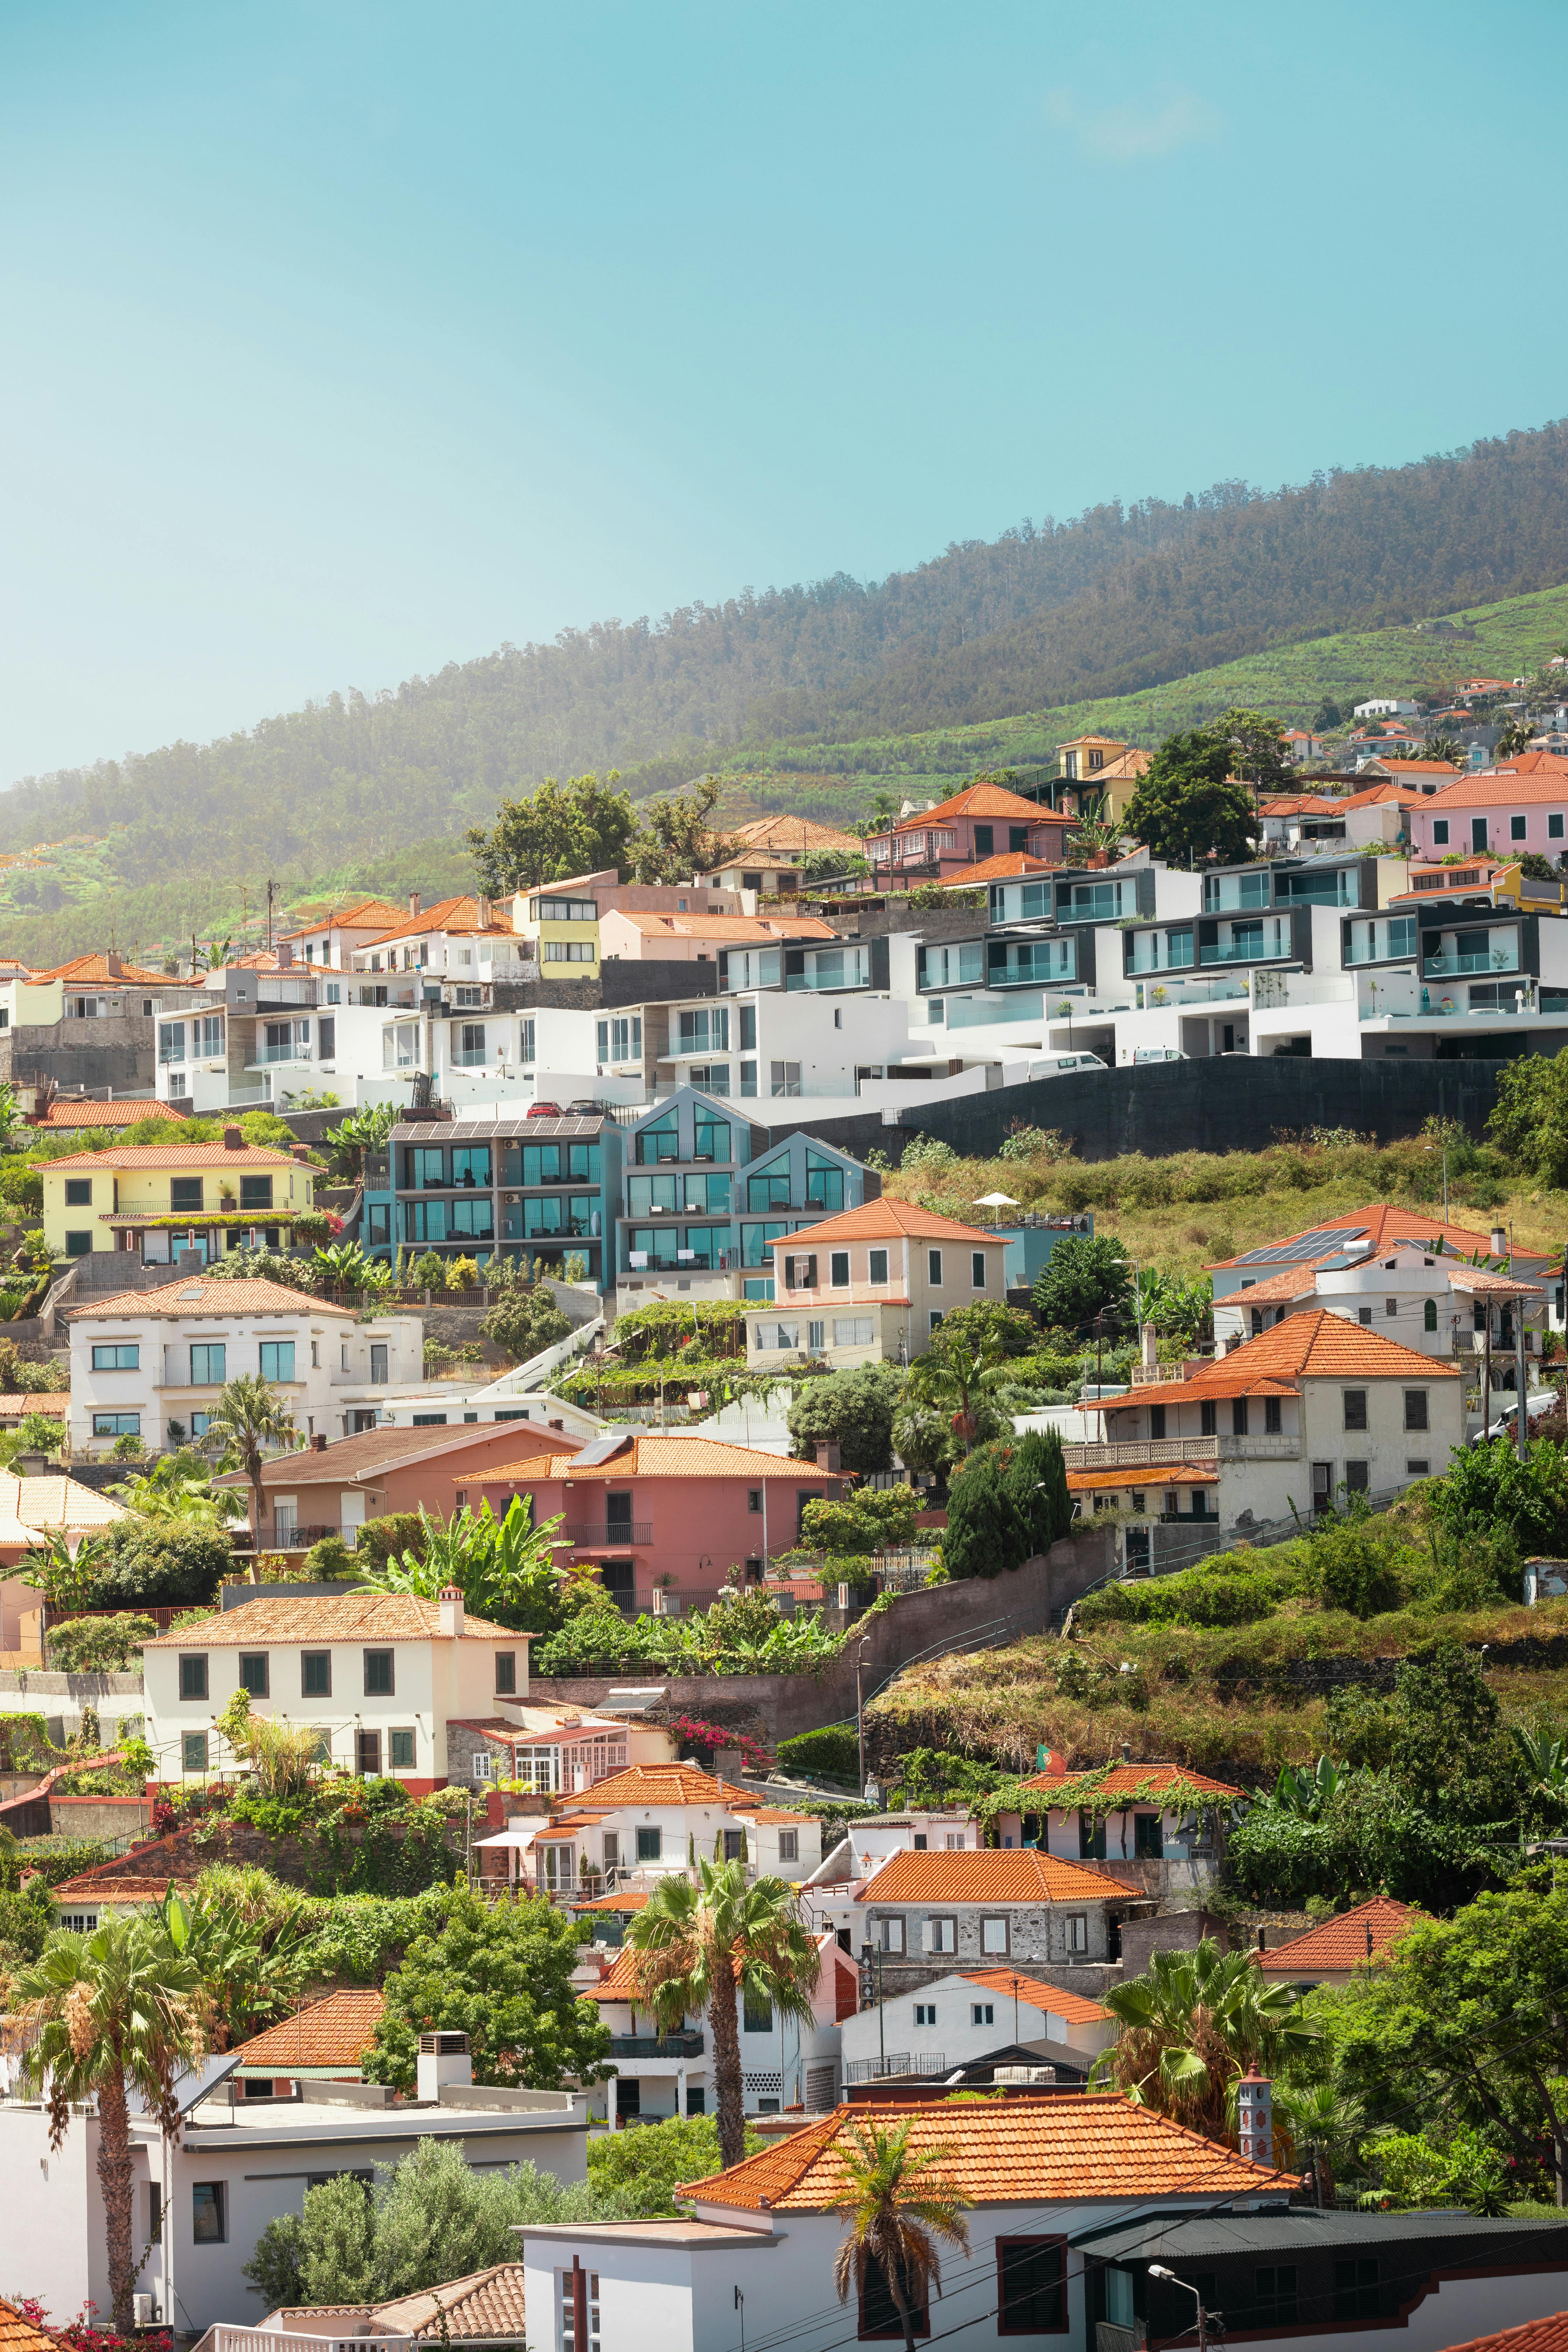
left=1063, top=1438, right=1219, bottom=1469
left=210, top=2330, right=411, bottom=2352
left=470, top=1315, right=603, bottom=1399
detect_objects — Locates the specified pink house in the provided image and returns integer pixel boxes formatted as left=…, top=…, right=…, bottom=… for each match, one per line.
left=1411, top=757, right=1568, bottom=860
left=597, top=909, right=840, bottom=964
left=865, top=782, right=1071, bottom=884
left=462, top=1433, right=844, bottom=1609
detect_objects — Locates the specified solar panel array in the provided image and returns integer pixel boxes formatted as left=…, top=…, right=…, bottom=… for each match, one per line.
left=1231, top=1226, right=1368, bottom=1267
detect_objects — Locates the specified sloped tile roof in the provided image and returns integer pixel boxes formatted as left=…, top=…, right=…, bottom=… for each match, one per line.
left=39, top=1143, right=298, bottom=1170
left=230, top=1988, right=385, bottom=2070
left=573, top=1889, right=650, bottom=1913
left=1427, top=769, right=1568, bottom=806
left=476, top=1435, right=834, bottom=1485
left=69, top=1276, right=350, bottom=1321
left=607, top=910, right=838, bottom=941
left=556, top=1762, right=760, bottom=1813
left=888, top=783, right=1055, bottom=829
left=1436, top=2319, right=1568, bottom=2352
left=958, top=1969, right=1111, bottom=2025
left=766, top=1197, right=1005, bottom=1248
left=0, top=2298, right=64, bottom=2352
left=1257, top=1894, right=1426, bottom=1974
left=0, top=1393, right=67, bottom=1415
left=727, top=814, right=864, bottom=856
left=33, top=1098, right=186, bottom=1129
left=212, top=1418, right=579, bottom=1490
left=1120, top=1310, right=1462, bottom=1408
left=280, top=898, right=408, bottom=939
left=1222, top=1264, right=1323, bottom=1304
left=141, top=1593, right=517, bottom=1647
left=1210, top=1203, right=1514, bottom=1267
left=1066, top=1465, right=1216, bottom=1491
left=940, top=852, right=1063, bottom=884
left=1018, top=1761, right=1243, bottom=1803
left=374, top=2264, right=529, bottom=2341
left=677, top=2093, right=1292, bottom=2209
left=358, top=895, right=518, bottom=945
left=857, top=1849, right=1129, bottom=1904
left=31, top=953, right=169, bottom=986
left=0, top=1471, right=126, bottom=1530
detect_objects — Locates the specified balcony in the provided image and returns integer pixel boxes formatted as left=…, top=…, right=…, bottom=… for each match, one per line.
left=784, top=967, right=868, bottom=993
left=608, top=2031, right=704, bottom=2058
left=1424, top=952, right=1521, bottom=977
left=565, top=1521, right=653, bottom=1547
left=1198, top=940, right=1290, bottom=966
left=1062, top=1435, right=1298, bottom=1470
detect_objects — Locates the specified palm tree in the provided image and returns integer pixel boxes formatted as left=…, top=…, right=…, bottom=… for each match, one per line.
left=16, top=1913, right=207, bottom=2330
left=201, top=1372, right=298, bottom=1545
left=901, top=1339, right=1008, bottom=1456
left=1273, top=2079, right=1366, bottom=2203
left=831, top=2118, right=972, bottom=2352
left=625, top=1857, right=821, bottom=2169
left=1090, top=1937, right=1318, bottom=2142
left=1496, top=719, right=1539, bottom=760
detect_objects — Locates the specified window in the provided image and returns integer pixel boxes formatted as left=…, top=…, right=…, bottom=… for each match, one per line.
left=636, top=1826, right=662, bottom=1862
left=1407, top=1457, right=1429, bottom=1476
left=1149, top=1404, right=1166, bottom=1440
left=1334, top=2259, right=1380, bottom=2320
left=981, top=1916, right=1009, bottom=1955
left=830, top=1250, right=850, bottom=1288
left=779, top=1829, right=798, bottom=1862
left=170, top=1177, right=203, bottom=1213
left=915, top=2003, right=937, bottom=2026
left=929, top=1310, right=943, bottom=1335
left=807, top=1319, right=825, bottom=1350
left=1386, top=1297, right=1398, bottom=1319
left=927, top=1249, right=943, bottom=1285
left=997, top=2240, right=1067, bottom=2335
left=1255, top=2266, right=1298, bottom=2327
left=179, top=1654, right=208, bottom=1702
left=742, top=1991, right=773, bottom=2033
left=833, top=1316, right=875, bottom=1346
left=189, top=1343, right=226, bottom=1386
left=238, top=1653, right=269, bottom=1698
left=1079, top=1809, right=1107, bottom=1858
left=64, top=1178, right=92, bottom=1206
left=1472, top=817, right=1489, bottom=852
left=363, top=1648, right=394, bottom=1696
left=389, top=1724, right=416, bottom=1769
left=1264, top=1396, right=1282, bottom=1434
left=926, top=1916, right=957, bottom=1954
left=91, top=1343, right=139, bottom=1370
left=1357, top=1306, right=1372, bottom=1326
left=868, top=1248, right=889, bottom=1285
left=1553, top=814, right=1566, bottom=841
left=1232, top=1397, right=1249, bottom=1437
left=1199, top=1400, right=1217, bottom=1437
left=1345, top=1460, right=1370, bottom=1493
left=1433, top=818, right=1450, bottom=845
left=191, top=2183, right=226, bottom=2245
left=748, top=1488, right=762, bottom=1513
left=756, top=1321, right=800, bottom=1352
left=259, top=1341, right=295, bottom=1383
left=1404, top=1388, right=1429, bottom=1430
left=182, top=1731, right=208, bottom=1774
left=876, top=1917, right=905, bottom=1954
left=65, top=1231, right=92, bottom=1258
left=859, top=2253, right=930, bottom=2341
left=1065, top=1914, right=1088, bottom=1953
left=1343, top=1388, right=1368, bottom=1431
left=769, top=1060, right=802, bottom=1098
left=1512, top=814, right=1528, bottom=841
left=972, top=1252, right=986, bottom=1288
left=239, top=1175, right=273, bottom=1211
left=971, top=2002, right=994, bottom=2026
left=1134, top=1813, right=1164, bottom=1858
left=495, top=1650, right=517, bottom=1694
left=302, top=1652, right=331, bottom=1696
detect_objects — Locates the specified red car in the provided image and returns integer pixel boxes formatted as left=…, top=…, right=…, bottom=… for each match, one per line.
left=527, top=1100, right=564, bottom=1118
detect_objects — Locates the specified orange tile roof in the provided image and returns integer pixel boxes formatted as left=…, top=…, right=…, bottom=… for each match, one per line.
left=475, top=1435, right=836, bottom=1486
left=1436, top=2320, right=1568, bottom=2352
left=608, top=910, right=838, bottom=941
left=1115, top=1309, right=1461, bottom=1409
left=678, top=2092, right=1291, bottom=2210
left=1067, top=1465, right=1216, bottom=1491
left=1211, top=1204, right=1518, bottom=1268
left=230, top=1988, right=385, bottom=2070
left=0, top=1392, right=67, bottom=1415
left=141, top=1593, right=517, bottom=1648
left=69, top=1276, right=350, bottom=1322
left=1339, top=781, right=1432, bottom=807
left=1223, top=1263, right=1322, bottom=1304
left=370, top=2265, right=529, bottom=2342
left=958, top=1969, right=1111, bottom=2024
left=940, top=852, right=1063, bottom=884
left=1427, top=770, right=1568, bottom=806
left=858, top=1849, right=1129, bottom=1904
left=556, top=1762, right=761, bottom=1814
left=767, top=1197, right=1006, bottom=1250
left=358, top=895, right=517, bottom=945
left=31, top=953, right=168, bottom=986
left=33, top=1098, right=186, bottom=1129
left=1260, top=793, right=1344, bottom=817
left=573, top=1888, right=651, bottom=1912
left=1258, top=1894, right=1426, bottom=1974
left=887, top=783, right=1056, bottom=830
left=280, top=897, right=408, bottom=939
left=1018, top=1761, right=1244, bottom=1803
left=39, top=1143, right=299, bottom=1170
left=0, top=2298, right=63, bottom=2352
left=0, top=1471, right=126, bottom=1530
left=1365, top=760, right=1462, bottom=779
left=727, top=814, right=864, bottom=856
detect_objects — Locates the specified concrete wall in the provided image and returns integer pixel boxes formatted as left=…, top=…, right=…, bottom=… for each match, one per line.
left=761, top=1054, right=1506, bottom=1168
left=0, top=1018, right=155, bottom=1092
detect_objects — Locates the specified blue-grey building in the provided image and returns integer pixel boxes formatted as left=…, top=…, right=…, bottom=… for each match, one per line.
left=365, top=1112, right=624, bottom=1290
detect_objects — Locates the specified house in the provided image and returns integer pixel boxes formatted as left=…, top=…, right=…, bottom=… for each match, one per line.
left=520, top=2093, right=1297, bottom=2352
left=0, top=1470, right=129, bottom=1666
left=1353, top=756, right=1463, bottom=793
left=511, top=870, right=748, bottom=979
left=366, top=1108, right=625, bottom=1284
left=864, top=784, right=1071, bottom=884
left=23, top=1095, right=187, bottom=1133
left=1284, top=728, right=1325, bottom=761
left=0, top=952, right=166, bottom=1097
left=802, top=1811, right=984, bottom=1905
left=211, top=1419, right=588, bottom=1553
left=744, top=1198, right=1011, bottom=1372
left=456, top=1701, right=670, bottom=1805
left=65, top=1275, right=424, bottom=1461
left=40, top=1132, right=316, bottom=1265
left=549, top=1758, right=827, bottom=1888
left=837, top=1965, right=1114, bottom=2088
left=640, top=981, right=915, bottom=1114
left=266, top=2264, right=533, bottom=2347
left=2, top=2036, right=587, bottom=2336
left=597, top=908, right=840, bottom=966
left=1412, top=758, right=1568, bottom=860
left=276, top=895, right=411, bottom=969
left=582, top=1926, right=855, bottom=2122
left=466, top=1434, right=843, bottom=1608
left=1257, top=1893, right=1426, bottom=1990
left=701, top=813, right=865, bottom=895
left=140, top=1587, right=536, bottom=1790
left=350, top=892, right=528, bottom=982
left=228, top=1986, right=385, bottom=2095
left=1209, top=1204, right=1554, bottom=1297
left=813, top=1846, right=1138, bottom=1979
left=1083, top=1308, right=1466, bottom=1534
left=990, top=1759, right=1245, bottom=1896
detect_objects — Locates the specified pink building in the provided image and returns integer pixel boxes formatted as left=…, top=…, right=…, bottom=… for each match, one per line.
left=865, top=782, right=1071, bottom=884
left=597, top=908, right=839, bottom=963
left=462, top=1432, right=844, bottom=1608
left=1411, top=757, right=1568, bottom=859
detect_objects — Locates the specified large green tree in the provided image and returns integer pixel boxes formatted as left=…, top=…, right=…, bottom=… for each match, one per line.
left=1090, top=1938, right=1317, bottom=2142
left=1212, top=705, right=1295, bottom=793
left=363, top=1889, right=612, bottom=2092
left=1031, top=1231, right=1133, bottom=1335
left=626, top=775, right=741, bottom=884
left=1125, top=727, right=1259, bottom=866
left=941, top=1441, right=1029, bottom=1580
left=1488, top=1047, right=1568, bottom=1184
left=788, top=1362, right=901, bottom=1476
left=467, top=770, right=638, bottom=894
left=831, top=2119, right=972, bottom=2352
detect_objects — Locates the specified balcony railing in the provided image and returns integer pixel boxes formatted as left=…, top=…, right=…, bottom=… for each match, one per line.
left=1424, top=952, right=1520, bottom=976
left=1062, top=1435, right=1299, bottom=1470
left=1198, top=940, right=1290, bottom=966
left=257, top=1521, right=349, bottom=1550
left=565, top=1522, right=653, bottom=1547
left=608, top=2031, right=704, bottom=2058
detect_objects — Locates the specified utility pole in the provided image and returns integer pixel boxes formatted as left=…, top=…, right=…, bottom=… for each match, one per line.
left=267, top=878, right=275, bottom=954
left=1149, top=2267, right=1208, bottom=2352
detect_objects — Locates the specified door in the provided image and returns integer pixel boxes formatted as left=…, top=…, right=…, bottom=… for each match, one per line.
left=340, top=1490, right=366, bottom=1542
left=1472, top=817, right=1489, bottom=852
left=1311, top=1461, right=1334, bottom=1515
left=601, top=1559, right=635, bottom=1611
left=356, top=1729, right=382, bottom=1777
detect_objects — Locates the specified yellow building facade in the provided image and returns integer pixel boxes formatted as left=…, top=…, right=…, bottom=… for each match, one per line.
left=43, top=1141, right=313, bottom=1265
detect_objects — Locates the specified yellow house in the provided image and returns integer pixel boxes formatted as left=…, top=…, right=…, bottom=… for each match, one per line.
left=43, top=1134, right=314, bottom=1267
left=513, top=884, right=601, bottom=978
left=1056, top=736, right=1151, bottom=825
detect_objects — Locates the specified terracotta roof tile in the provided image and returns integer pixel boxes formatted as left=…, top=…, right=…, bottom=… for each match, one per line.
left=858, top=1849, right=1129, bottom=1904
left=1119, top=1309, right=1462, bottom=1409
left=678, top=2093, right=1292, bottom=2210
left=0, top=2298, right=63, bottom=2352
left=373, top=2264, right=528, bottom=2341
left=357, top=895, right=518, bottom=946
left=1427, top=770, right=1568, bottom=806
left=726, top=815, right=864, bottom=856
left=1019, top=1761, right=1243, bottom=1803
left=767, top=1197, right=1006, bottom=1249
left=33, top=1098, right=186, bottom=1129
left=556, top=1762, right=760, bottom=1814
left=1257, top=1894, right=1426, bottom=1974
left=141, top=1593, right=519, bottom=1648
left=1211, top=1203, right=1519, bottom=1267
left=608, top=910, right=838, bottom=941
left=39, top=1143, right=299, bottom=1170
left=230, top=1989, right=385, bottom=2071
left=0, top=1471, right=125, bottom=1530
left=940, top=852, right=1064, bottom=884
left=279, top=898, right=408, bottom=940
left=0, top=1393, right=67, bottom=1415
left=1435, top=2318, right=1568, bottom=2352
left=476, top=1435, right=834, bottom=1485
left=1066, top=1465, right=1216, bottom=1491
left=1223, top=1264, right=1324, bottom=1304
left=31, top=953, right=169, bottom=986
left=69, top=1276, right=350, bottom=1322
left=887, top=783, right=1059, bottom=829
left=958, top=1969, right=1111, bottom=2024
left=211, top=1419, right=578, bottom=1491
left=573, top=1889, right=650, bottom=1913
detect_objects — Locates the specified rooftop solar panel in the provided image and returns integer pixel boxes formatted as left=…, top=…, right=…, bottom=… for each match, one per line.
left=1231, top=1227, right=1368, bottom=1266
left=573, top=1434, right=633, bottom=1467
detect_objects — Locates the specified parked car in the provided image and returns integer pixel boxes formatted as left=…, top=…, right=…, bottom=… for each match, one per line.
left=527, top=1100, right=564, bottom=1118
left=566, top=1097, right=621, bottom=1115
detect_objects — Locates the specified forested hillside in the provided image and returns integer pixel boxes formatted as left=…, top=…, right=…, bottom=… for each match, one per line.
left=8, top=420, right=1568, bottom=908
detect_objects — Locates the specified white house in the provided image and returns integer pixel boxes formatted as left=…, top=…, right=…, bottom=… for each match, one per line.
left=1, top=2040, right=587, bottom=2337
left=836, top=1965, right=1115, bottom=2086
left=139, top=1587, right=533, bottom=1792
left=533, top=1762, right=828, bottom=1904
left=66, top=1274, right=424, bottom=1457
left=808, top=1847, right=1134, bottom=1974
left=989, top=1759, right=1245, bottom=1897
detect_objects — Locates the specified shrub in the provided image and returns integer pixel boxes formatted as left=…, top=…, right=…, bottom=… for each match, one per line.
left=304, top=1533, right=357, bottom=1579
left=354, top=1514, right=427, bottom=1572
left=46, top=1612, right=157, bottom=1673
left=787, top=1363, right=901, bottom=1477
left=587, top=2113, right=761, bottom=2215
left=1308, top=1521, right=1408, bottom=1618
left=1076, top=1559, right=1282, bottom=1629
left=801, top=1486, right=918, bottom=1554
left=88, top=1519, right=232, bottom=1608
left=479, top=1284, right=572, bottom=1365
left=776, top=1724, right=861, bottom=1785
left=943, top=1443, right=1028, bottom=1580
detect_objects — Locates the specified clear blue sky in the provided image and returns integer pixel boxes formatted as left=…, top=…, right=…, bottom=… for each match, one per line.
left=4, top=0, right=1566, bottom=783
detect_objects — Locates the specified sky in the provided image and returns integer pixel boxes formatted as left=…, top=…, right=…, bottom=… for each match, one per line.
left=4, top=0, right=1568, bottom=784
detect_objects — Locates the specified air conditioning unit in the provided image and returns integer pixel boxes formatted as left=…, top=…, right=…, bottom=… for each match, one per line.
left=133, top=2296, right=157, bottom=2328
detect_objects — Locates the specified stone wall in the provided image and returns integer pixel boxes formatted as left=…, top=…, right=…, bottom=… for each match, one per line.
left=1, top=1019, right=155, bottom=1093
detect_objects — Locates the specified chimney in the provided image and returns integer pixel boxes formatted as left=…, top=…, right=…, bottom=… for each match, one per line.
left=310, top=1433, right=327, bottom=1453
left=416, top=2029, right=472, bottom=2102
left=105, top=952, right=123, bottom=979
left=222, top=1125, right=244, bottom=1150
left=1491, top=1226, right=1508, bottom=1258
left=477, top=895, right=493, bottom=929
left=408, top=891, right=422, bottom=918
left=276, top=942, right=294, bottom=968
left=1121, top=1740, right=1131, bottom=1762
left=814, top=1441, right=841, bottom=1471
left=291, top=1143, right=312, bottom=1162
left=439, top=1583, right=464, bottom=1638
left=1236, top=2072, right=1273, bottom=2166
left=1256, top=1925, right=1267, bottom=1952
left=1141, top=1321, right=1158, bottom=1373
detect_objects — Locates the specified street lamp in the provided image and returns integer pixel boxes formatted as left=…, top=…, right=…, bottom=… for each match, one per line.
left=859, top=1941, right=886, bottom=2070
left=856, top=1637, right=873, bottom=1797
left=1149, top=2266, right=1210, bottom=2352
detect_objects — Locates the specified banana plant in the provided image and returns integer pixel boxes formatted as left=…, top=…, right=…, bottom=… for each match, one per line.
left=1273, top=1754, right=1344, bottom=1818
left=1511, top=1723, right=1568, bottom=1801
